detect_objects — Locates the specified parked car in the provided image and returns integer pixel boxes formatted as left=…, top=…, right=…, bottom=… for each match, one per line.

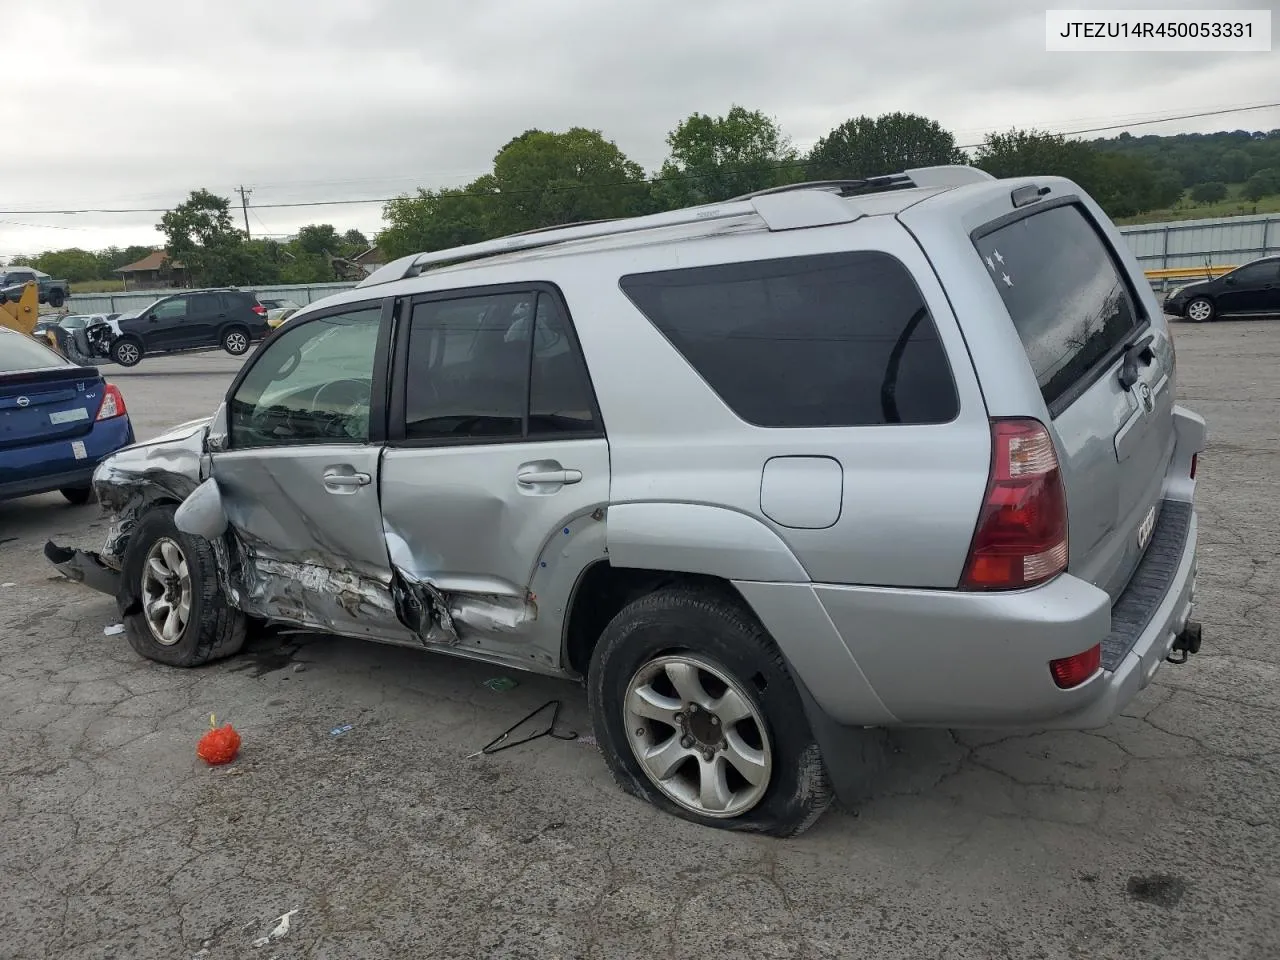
left=0, top=267, right=71, bottom=307
left=260, top=298, right=303, bottom=329
left=47, top=167, right=1205, bottom=836
left=0, top=326, right=134, bottom=504
left=1163, top=255, right=1280, bottom=321
left=103, top=289, right=270, bottom=366
left=31, top=313, right=105, bottom=339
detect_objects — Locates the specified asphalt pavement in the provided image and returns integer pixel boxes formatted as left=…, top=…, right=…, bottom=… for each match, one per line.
left=1, top=330, right=1278, bottom=960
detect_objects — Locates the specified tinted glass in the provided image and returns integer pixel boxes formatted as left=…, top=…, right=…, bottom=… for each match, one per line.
left=1228, top=261, right=1278, bottom=284
left=152, top=298, right=187, bottom=319
left=619, top=252, right=957, bottom=428
left=0, top=333, right=66, bottom=372
left=974, top=203, right=1142, bottom=412
left=404, top=292, right=533, bottom=441
left=229, top=307, right=381, bottom=449
left=189, top=293, right=220, bottom=318
left=528, top=296, right=599, bottom=435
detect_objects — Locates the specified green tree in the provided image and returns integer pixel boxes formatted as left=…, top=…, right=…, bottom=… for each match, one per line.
left=1243, top=168, right=1280, bottom=201
left=342, top=228, right=369, bottom=252
left=807, top=112, right=966, bottom=180
left=1190, top=181, right=1228, bottom=203
left=974, top=129, right=1100, bottom=185
left=293, top=224, right=345, bottom=258
left=487, top=127, right=652, bottom=234
left=654, top=106, right=799, bottom=208
left=157, top=189, right=251, bottom=286
left=96, top=245, right=155, bottom=277
left=32, top=248, right=103, bottom=283
left=379, top=181, right=499, bottom=260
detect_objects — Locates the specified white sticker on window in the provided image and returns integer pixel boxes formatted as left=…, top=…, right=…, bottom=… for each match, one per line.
left=72, top=440, right=87, bottom=460
left=50, top=408, right=89, bottom=425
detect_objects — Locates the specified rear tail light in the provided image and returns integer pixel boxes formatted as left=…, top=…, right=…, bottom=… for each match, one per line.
left=1050, top=644, right=1101, bottom=688
left=96, top=383, right=126, bottom=421
left=252, top=303, right=267, bottom=316
left=960, top=418, right=1068, bottom=590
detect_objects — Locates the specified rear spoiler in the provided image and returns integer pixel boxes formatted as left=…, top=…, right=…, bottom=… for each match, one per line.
left=0, top=364, right=101, bottom=384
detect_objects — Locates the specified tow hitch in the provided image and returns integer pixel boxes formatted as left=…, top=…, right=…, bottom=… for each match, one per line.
left=1166, top=620, right=1203, bottom=665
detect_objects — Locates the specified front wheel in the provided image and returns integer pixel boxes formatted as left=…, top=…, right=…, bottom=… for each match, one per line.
left=1186, top=297, right=1215, bottom=322
left=222, top=327, right=250, bottom=355
left=587, top=587, right=833, bottom=837
left=119, top=506, right=246, bottom=667
left=111, top=337, right=143, bottom=366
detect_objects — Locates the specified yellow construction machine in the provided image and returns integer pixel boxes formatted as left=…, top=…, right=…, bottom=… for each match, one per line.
left=0, top=281, right=72, bottom=356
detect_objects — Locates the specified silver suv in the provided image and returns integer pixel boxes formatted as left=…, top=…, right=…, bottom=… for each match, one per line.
left=47, top=166, right=1206, bottom=837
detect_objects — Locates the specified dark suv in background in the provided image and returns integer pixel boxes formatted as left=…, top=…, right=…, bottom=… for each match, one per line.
left=108, top=289, right=270, bottom=366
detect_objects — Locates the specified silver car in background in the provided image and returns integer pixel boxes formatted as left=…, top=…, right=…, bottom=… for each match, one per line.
left=48, top=166, right=1206, bottom=836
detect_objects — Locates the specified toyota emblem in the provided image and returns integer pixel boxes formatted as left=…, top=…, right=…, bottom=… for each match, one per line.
left=16, top=396, right=29, bottom=407
left=1136, top=381, right=1154, bottom=414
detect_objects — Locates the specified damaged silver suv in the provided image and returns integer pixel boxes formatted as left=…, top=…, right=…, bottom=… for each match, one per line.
left=48, top=166, right=1206, bottom=837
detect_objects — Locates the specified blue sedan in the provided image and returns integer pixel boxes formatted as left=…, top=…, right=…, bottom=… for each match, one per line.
left=0, top=327, right=135, bottom=504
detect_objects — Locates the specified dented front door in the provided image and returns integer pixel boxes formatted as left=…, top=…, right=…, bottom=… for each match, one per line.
left=378, top=287, right=610, bottom=659
left=210, top=302, right=406, bottom=641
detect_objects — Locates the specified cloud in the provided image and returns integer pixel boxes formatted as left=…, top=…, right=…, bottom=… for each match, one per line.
left=2, top=0, right=1276, bottom=257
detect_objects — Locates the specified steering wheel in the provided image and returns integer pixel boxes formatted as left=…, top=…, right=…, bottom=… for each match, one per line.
left=310, top=378, right=373, bottom=438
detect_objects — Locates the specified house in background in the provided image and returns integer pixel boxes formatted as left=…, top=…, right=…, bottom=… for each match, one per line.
left=115, top=250, right=188, bottom=291
left=352, top=246, right=386, bottom=276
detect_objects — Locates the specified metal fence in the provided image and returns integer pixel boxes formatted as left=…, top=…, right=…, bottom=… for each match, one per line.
left=1118, top=213, right=1279, bottom=274
left=65, top=281, right=360, bottom=315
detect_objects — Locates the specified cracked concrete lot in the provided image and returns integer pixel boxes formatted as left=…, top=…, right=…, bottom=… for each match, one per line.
left=1, top=330, right=1278, bottom=960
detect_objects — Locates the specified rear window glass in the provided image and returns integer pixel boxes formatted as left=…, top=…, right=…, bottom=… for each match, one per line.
left=974, top=203, right=1142, bottom=411
left=619, top=251, right=958, bottom=428
left=0, top=334, right=66, bottom=372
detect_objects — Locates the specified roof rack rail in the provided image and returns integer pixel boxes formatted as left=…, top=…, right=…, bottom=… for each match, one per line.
left=358, top=170, right=1001, bottom=289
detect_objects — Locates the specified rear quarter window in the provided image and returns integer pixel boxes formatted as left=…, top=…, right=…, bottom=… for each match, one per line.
left=973, top=202, right=1144, bottom=413
left=619, top=251, right=959, bottom=427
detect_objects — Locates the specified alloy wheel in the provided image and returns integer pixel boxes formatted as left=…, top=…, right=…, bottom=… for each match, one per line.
left=140, top=537, right=192, bottom=646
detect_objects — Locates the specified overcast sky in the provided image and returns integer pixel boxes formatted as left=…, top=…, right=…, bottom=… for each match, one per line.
left=3, top=0, right=1278, bottom=260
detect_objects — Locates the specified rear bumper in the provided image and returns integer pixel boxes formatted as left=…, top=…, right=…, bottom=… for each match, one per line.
left=0, top=417, right=135, bottom=501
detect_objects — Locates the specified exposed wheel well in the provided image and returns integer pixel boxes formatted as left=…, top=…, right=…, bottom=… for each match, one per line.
left=563, top=562, right=746, bottom=677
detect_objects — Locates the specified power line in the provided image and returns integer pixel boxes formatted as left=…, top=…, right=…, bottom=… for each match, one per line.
left=2, top=101, right=1277, bottom=218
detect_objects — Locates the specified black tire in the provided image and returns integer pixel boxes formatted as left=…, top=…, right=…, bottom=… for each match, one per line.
left=47, top=290, right=65, bottom=308
left=587, top=586, right=833, bottom=838
left=221, top=326, right=251, bottom=356
left=111, top=336, right=144, bottom=367
left=60, top=486, right=93, bottom=505
left=1186, top=296, right=1215, bottom=322
left=119, top=505, right=247, bottom=667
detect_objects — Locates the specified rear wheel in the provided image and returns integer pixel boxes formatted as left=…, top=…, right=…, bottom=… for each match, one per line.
left=119, top=506, right=246, bottom=667
left=111, top=337, right=143, bottom=366
left=60, top=486, right=92, bottom=505
left=222, top=327, right=250, bottom=355
left=587, top=586, right=833, bottom=837
left=1186, top=297, right=1215, bottom=322
left=47, top=290, right=65, bottom=308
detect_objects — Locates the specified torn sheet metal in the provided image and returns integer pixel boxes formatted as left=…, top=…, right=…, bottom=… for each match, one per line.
left=234, top=553, right=398, bottom=629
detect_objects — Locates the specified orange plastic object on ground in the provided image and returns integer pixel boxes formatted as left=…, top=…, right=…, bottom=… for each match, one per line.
left=197, top=715, right=241, bottom=765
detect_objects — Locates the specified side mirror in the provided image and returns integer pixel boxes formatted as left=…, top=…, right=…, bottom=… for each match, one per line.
left=205, top=402, right=229, bottom=453
left=1223, top=277, right=1236, bottom=286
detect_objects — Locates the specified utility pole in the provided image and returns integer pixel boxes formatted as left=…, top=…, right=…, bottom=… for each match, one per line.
left=235, top=185, right=253, bottom=238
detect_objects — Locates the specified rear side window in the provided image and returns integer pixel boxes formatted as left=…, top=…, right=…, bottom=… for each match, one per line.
left=0, top=334, right=66, bottom=372
left=619, top=252, right=958, bottom=427
left=973, top=203, right=1143, bottom=413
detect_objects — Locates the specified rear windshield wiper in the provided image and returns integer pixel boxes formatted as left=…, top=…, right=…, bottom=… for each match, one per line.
left=1118, top=333, right=1155, bottom=391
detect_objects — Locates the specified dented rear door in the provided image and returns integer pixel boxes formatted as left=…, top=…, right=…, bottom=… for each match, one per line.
left=209, top=301, right=407, bottom=641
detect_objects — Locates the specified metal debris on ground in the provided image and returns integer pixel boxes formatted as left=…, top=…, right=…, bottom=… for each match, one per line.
left=103, top=623, right=125, bottom=636
left=330, top=724, right=354, bottom=737
left=467, top=699, right=577, bottom=758
left=484, top=676, right=518, bottom=692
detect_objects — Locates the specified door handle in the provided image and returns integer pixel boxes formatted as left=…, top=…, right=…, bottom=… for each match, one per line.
left=324, top=471, right=371, bottom=489
left=517, top=468, right=582, bottom=486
